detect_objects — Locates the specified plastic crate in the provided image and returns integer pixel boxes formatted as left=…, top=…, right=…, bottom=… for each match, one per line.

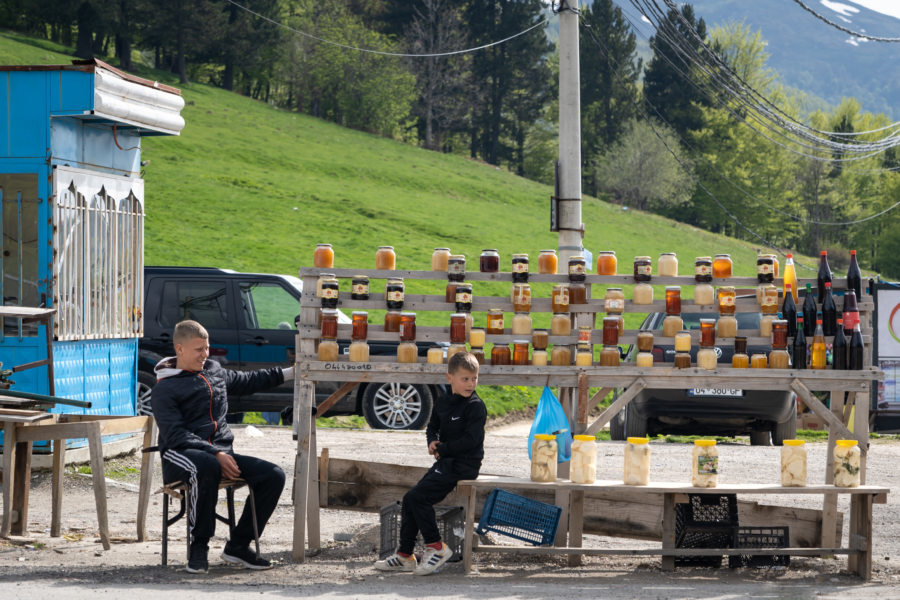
left=476, top=488, right=562, bottom=546
left=728, top=526, right=790, bottom=568
left=379, top=502, right=465, bottom=562
left=674, top=494, right=738, bottom=567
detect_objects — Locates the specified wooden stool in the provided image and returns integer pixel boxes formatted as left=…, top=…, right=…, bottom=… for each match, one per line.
left=158, top=478, right=260, bottom=566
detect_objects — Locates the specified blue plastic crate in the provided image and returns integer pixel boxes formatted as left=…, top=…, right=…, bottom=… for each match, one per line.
left=476, top=488, right=562, bottom=546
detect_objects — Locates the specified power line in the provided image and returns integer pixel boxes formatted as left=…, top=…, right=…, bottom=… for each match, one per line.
left=790, top=0, right=900, bottom=43
left=223, top=0, right=551, bottom=58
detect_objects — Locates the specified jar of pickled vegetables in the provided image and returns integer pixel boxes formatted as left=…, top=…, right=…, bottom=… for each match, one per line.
left=531, top=434, right=558, bottom=482
left=568, top=255, right=587, bottom=283
left=512, top=312, right=532, bottom=335
left=431, top=247, right=451, bottom=271
left=450, top=313, right=467, bottom=344
left=351, top=311, right=368, bottom=341
left=633, top=256, right=652, bottom=282
left=633, top=283, right=653, bottom=305
left=351, top=276, right=369, bottom=300
left=834, top=440, right=861, bottom=488
left=447, top=254, right=466, bottom=281
left=512, top=283, right=532, bottom=313
left=314, top=243, right=334, bottom=268
left=605, top=288, right=625, bottom=314
left=599, top=345, right=620, bottom=366
left=665, top=286, right=681, bottom=315
left=712, top=254, right=732, bottom=278
left=717, top=315, right=737, bottom=338
left=717, top=286, right=736, bottom=315
left=320, top=277, right=339, bottom=309
left=538, top=249, right=558, bottom=274
left=692, top=440, right=718, bottom=487
left=552, top=284, right=570, bottom=313
left=569, top=283, right=587, bottom=305
left=551, top=345, right=571, bottom=366
left=469, top=328, right=486, bottom=348
left=694, top=257, right=713, bottom=283
left=455, top=282, right=473, bottom=313
left=349, top=341, right=369, bottom=362
left=532, top=350, right=548, bottom=366
left=781, top=440, right=807, bottom=487
left=397, top=341, right=418, bottom=363
left=596, top=251, right=617, bottom=276
left=513, top=340, right=530, bottom=365
left=532, top=329, right=549, bottom=350
left=551, top=313, right=571, bottom=336
left=694, top=283, right=714, bottom=306
left=480, top=249, right=499, bottom=273
left=491, top=344, right=511, bottom=365
left=385, top=278, right=405, bottom=311
left=637, top=332, right=654, bottom=352
left=674, top=330, right=692, bottom=352
left=624, top=437, right=651, bottom=486
left=511, top=253, right=529, bottom=283
left=662, top=315, right=683, bottom=337
left=570, top=435, right=597, bottom=484
left=486, top=309, right=504, bottom=335
left=427, top=347, right=444, bottom=364
left=658, top=252, right=678, bottom=277
left=376, top=245, right=396, bottom=270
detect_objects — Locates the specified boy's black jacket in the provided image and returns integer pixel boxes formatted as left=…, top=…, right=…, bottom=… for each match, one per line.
left=426, top=390, right=487, bottom=464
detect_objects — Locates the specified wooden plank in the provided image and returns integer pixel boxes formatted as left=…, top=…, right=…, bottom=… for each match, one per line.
left=86, top=422, right=111, bottom=550
left=10, top=439, right=31, bottom=535
left=462, top=484, right=477, bottom=574
left=586, top=379, right=644, bottom=436
left=854, top=390, right=870, bottom=484
left=791, top=380, right=857, bottom=444
left=136, top=419, right=156, bottom=542
left=568, top=490, right=584, bottom=567
left=661, top=493, right=675, bottom=571
left=1, top=419, right=17, bottom=536
left=318, top=447, right=330, bottom=508
left=50, top=439, right=65, bottom=538
left=554, top=488, right=570, bottom=546
left=471, top=544, right=853, bottom=557
left=292, top=380, right=314, bottom=562
left=576, top=375, right=589, bottom=426
left=317, top=381, right=360, bottom=416
left=307, top=424, right=320, bottom=551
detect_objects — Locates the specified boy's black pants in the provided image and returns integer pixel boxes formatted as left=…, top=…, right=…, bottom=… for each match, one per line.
left=399, top=457, right=478, bottom=555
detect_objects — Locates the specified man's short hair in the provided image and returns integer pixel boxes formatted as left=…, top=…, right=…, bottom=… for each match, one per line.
left=448, top=351, right=479, bottom=374
left=173, top=320, right=209, bottom=346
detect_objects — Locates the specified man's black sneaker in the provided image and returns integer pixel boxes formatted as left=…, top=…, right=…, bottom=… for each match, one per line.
left=222, top=544, right=272, bottom=570
left=186, top=541, right=209, bottom=574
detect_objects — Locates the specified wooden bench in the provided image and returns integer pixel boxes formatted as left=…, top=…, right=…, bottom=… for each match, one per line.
left=457, top=476, right=889, bottom=580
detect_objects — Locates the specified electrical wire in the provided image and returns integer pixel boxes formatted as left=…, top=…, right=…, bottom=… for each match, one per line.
left=790, top=0, right=900, bottom=43
left=223, top=0, right=551, bottom=58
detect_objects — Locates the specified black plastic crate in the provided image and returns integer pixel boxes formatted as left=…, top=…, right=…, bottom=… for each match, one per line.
left=674, top=494, right=738, bottom=567
left=681, top=494, right=738, bottom=524
left=379, top=502, right=465, bottom=562
left=476, top=488, right=562, bottom=546
left=728, top=526, right=790, bottom=568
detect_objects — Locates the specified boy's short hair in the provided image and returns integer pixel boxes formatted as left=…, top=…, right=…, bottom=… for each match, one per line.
left=448, top=351, right=479, bottom=374
left=173, top=320, right=209, bottom=346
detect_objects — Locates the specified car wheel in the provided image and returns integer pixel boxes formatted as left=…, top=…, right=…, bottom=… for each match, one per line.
left=136, top=370, right=156, bottom=416
left=362, top=382, right=433, bottom=430
left=772, top=408, right=798, bottom=446
left=624, top=403, right=647, bottom=438
left=609, top=410, right=626, bottom=441
left=749, top=430, right=771, bottom=446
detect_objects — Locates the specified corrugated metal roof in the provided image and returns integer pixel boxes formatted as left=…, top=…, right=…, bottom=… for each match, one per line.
left=0, top=57, right=182, bottom=96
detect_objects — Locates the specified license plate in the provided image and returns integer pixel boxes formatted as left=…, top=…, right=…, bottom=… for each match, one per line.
left=688, top=388, right=743, bottom=397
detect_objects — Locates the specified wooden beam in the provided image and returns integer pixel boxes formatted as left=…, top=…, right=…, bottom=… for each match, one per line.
left=576, top=375, right=590, bottom=426
left=586, top=379, right=645, bottom=436
left=791, top=380, right=856, bottom=446
left=317, top=381, right=360, bottom=416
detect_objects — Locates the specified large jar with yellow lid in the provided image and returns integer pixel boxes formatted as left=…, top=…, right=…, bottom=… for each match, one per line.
left=833, top=440, right=861, bottom=488
left=781, top=440, right=807, bottom=487
left=624, top=437, right=651, bottom=486
left=570, top=435, right=597, bottom=484
left=692, top=440, right=718, bottom=487
left=530, top=434, right=558, bottom=482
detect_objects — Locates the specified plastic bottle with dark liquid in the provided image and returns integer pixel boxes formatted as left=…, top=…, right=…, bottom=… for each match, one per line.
left=847, top=249, right=862, bottom=301
left=849, top=323, right=865, bottom=370
left=817, top=250, right=832, bottom=304
left=802, top=283, right=817, bottom=336
left=793, top=316, right=807, bottom=369
left=842, top=290, right=860, bottom=334
left=782, top=283, right=797, bottom=338
left=821, top=282, right=837, bottom=336
left=832, top=318, right=848, bottom=370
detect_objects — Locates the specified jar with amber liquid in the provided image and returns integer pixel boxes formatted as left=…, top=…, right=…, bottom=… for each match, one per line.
left=633, top=256, right=652, bottom=282
left=447, top=255, right=466, bottom=281
left=635, top=352, right=654, bottom=367
left=633, top=283, right=653, bottom=305
left=491, top=344, right=511, bottom=365
left=569, top=283, right=587, bottom=305
left=376, top=245, right=396, bottom=270
left=717, top=286, right=736, bottom=315
left=399, top=313, right=416, bottom=341
left=568, top=255, right=587, bottom=283
left=511, top=254, right=529, bottom=283
left=480, top=249, right=499, bottom=273
left=320, top=277, right=339, bottom=309
left=732, top=337, right=750, bottom=368
left=314, top=243, right=334, bottom=268
left=599, top=345, right=619, bottom=366
left=471, top=348, right=485, bottom=365
left=551, top=345, right=572, bottom=366
left=658, top=252, right=678, bottom=277
left=750, top=353, right=768, bottom=368
left=321, top=309, right=339, bottom=340
left=769, top=319, right=790, bottom=369
left=694, top=284, right=714, bottom=306
left=662, top=315, right=683, bottom=337
left=552, top=284, right=570, bottom=313
left=538, top=249, right=558, bottom=274
left=756, top=282, right=777, bottom=305
left=450, top=313, right=467, bottom=344
left=384, top=310, right=401, bottom=333
left=469, top=327, right=485, bottom=349
left=385, top=278, right=404, bottom=311
left=513, top=340, right=530, bottom=365
left=532, top=329, right=549, bottom=352
left=601, top=317, right=619, bottom=346
left=444, top=282, right=457, bottom=304
left=486, top=309, right=504, bottom=334
left=455, top=283, right=473, bottom=313
left=712, top=254, right=732, bottom=278
left=665, top=286, right=681, bottom=315
left=551, top=313, right=571, bottom=336
left=511, top=312, right=532, bottom=335
left=512, top=283, right=532, bottom=313
left=447, top=344, right=466, bottom=360
left=596, top=251, right=617, bottom=276
left=699, top=318, right=716, bottom=348
left=351, top=311, right=368, bottom=341
left=351, top=276, right=369, bottom=300
left=674, top=352, right=692, bottom=368
left=577, top=345, right=595, bottom=366
left=674, top=330, right=692, bottom=353
left=695, top=257, right=713, bottom=282
left=431, top=247, right=450, bottom=271
left=637, top=331, right=654, bottom=352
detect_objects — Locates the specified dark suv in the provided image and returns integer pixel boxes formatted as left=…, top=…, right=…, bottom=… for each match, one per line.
left=609, top=310, right=797, bottom=445
left=138, top=266, right=446, bottom=430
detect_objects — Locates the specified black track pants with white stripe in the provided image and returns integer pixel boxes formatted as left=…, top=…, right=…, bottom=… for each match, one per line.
left=162, top=448, right=285, bottom=547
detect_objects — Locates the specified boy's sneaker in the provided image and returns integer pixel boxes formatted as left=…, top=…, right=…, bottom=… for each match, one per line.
left=186, top=540, right=209, bottom=574
left=414, top=543, right=451, bottom=576
left=222, top=543, right=272, bottom=570
left=374, top=552, right=417, bottom=572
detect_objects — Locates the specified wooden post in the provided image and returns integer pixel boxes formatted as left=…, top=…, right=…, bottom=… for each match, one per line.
left=1, top=421, right=18, bottom=536
left=292, top=379, right=314, bottom=562
left=462, top=483, right=477, bottom=574
left=306, top=420, right=320, bottom=552
left=567, top=489, right=584, bottom=567
left=136, top=419, right=156, bottom=542
left=853, top=390, right=870, bottom=484
left=10, top=438, right=31, bottom=535
left=86, top=422, right=111, bottom=550
left=821, top=390, right=844, bottom=549
left=661, top=492, right=676, bottom=571
left=50, top=438, right=65, bottom=537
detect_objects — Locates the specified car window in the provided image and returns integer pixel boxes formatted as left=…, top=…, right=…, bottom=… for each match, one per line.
left=159, top=280, right=230, bottom=329
left=239, top=281, right=298, bottom=330
left=664, top=312, right=761, bottom=330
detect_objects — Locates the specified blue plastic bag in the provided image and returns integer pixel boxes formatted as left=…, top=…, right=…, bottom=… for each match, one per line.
left=527, top=386, right=573, bottom=463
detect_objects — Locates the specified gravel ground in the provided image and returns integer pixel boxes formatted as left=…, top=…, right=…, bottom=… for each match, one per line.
left=2, top=422, right=900, bottom=599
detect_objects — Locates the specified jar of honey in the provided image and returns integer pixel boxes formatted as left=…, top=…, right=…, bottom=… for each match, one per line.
left=760, top=285, right=778, bottom=313
left=538, top=249, right=558, bottom=274
left=717, top=286, right=736, bottom=315
left=712, top=254, right=732, bottom=278
left=447, top=344, right=466, bottom=360
left=694, top=257, right=713, bottom=283
left=447, top=254, right=466, bottom=281
left=596, top=251, right=617, bottom=276
left=717, top=315, right=737, bottom=338
left=600, top=346, right=620, bottom=366
left=552, top=284, right=570, bottom=313
left=431, top=247, right=451, bottom=271
left=633, top=283, right=653, bottom=305
left=635, top=352, right=654, bottom=367
left=397, top=342, right=418, bottom=363
left=658, top=252, right=678, bottom=277
left=486, top=309, right=504, bottom=335
left=349, top=341, right=369, bottom=362
left=511, top=254, right=529, bottom=283
left=491, top=344, right=511, bottom=365
left=697, top=348, right=717, bottom=370
left=760, top=315, right=775, bottom=338
left=480, top=249, right=499, bottom=273
left=551, top=345, right=572, bottom=366
left=513, top=340, right=530, bottom=365
left=551, top=313, right=571, bottom=336
left=602, top=317, right=619, bottom=346
left=314, top=243, right=334, bottom=268
left=320, top=277, right=340, bottom=309
left=469, top=327, right=486, bottom=348
left=427, top=347, right=444, bottom=364
left=662, top=315, right=683, bottom=337
left=532, top=350, right=548, bottom=366
left=351, top=311, right=368, bottom=341
left=694, top=283, right=714, bottom=306
left=674, top=330, right=692, bottom=352
left=605, top=288, right=625, bottom=314
left=633, top=256, right=652, bottom=282
left=532, top=329, right=549, bottom=350
left=750, top=353, right=768, bottom=368
left=316, top=273, right=336, bottom=298
left=568, top=255, right=587, bottom=283
left=385, top=278, right=405, bottom=311
left=699, top=318, right=716, bottom=347
left=637, top=331, right=654, bottom=352
left=450, top=313, right=467, bottom=344
left=512, top=283, right=532, bottom=313
left=376, top=245, right=396, bottom=270
left=732, top=337, right=749, bottom=368
left=399, top=312, right=416, bottom=341
left=384, top=310, right=402, bottom=332
left=455, top=283, right=473, bottom=313
left=471, top=348, right=485, bottom=365
left=445, top=282, right=457, bottom=304
left=579, top=324, right=594, bottom=346
left=512, top=312, right=533, bottom=335
left=674, top=352, right=692, bottom=368
left=321, top=309, right=339, bottom=339
left=576, top=348, right=594, bottom=366
left=665, top=286, right=681, bottom=315
left=757, top=254, right=775, bottom=283
left=569, top=283, right=587, bottom=305
left=351, top=276, right=369, bottom=300
left=318, top=340, right=339, bottom=361
left=769, top=348, right=790, bottom=369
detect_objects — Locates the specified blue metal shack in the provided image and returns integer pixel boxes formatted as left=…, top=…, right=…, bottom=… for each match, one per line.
left=0, top=58, right=184, bottom=424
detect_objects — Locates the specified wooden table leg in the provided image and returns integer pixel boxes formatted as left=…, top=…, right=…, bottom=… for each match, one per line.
left=51, top=438, right=66, bottom=537
left=86, top=423, right=111, bottom=550
left=136, top=419, right=156, bottom=542
left=554, top=488, right=570, bottom=547
left=462, top=484, right=476, bottom=574
left=306, top=423, right=320, bottom=551
left=10, top=439, right=32, bottom=535
left=567, top=490, right=584, bottom=567
left=1, top=421, right=17, bottom=537
left=849, top=494, right=873, bottom=580
left=292, top=380, right=314, bottom=562
left=661, top=492, right=676, bottom=571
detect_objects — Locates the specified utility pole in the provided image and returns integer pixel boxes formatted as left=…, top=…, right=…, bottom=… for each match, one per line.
left=556, top=0, right=582, bottom=273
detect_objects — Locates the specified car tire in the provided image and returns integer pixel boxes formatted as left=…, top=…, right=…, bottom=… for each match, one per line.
left=362, top=382, right=433, bottom=430
left=749, top=430, right=771, bottom=446
left=136, top=370, right=156, bottom=416
left=609, top=410, right=626, bottom=441
left=772, top=408, right=798, bottom=446
left=624, top=403, right=647, bottom=438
